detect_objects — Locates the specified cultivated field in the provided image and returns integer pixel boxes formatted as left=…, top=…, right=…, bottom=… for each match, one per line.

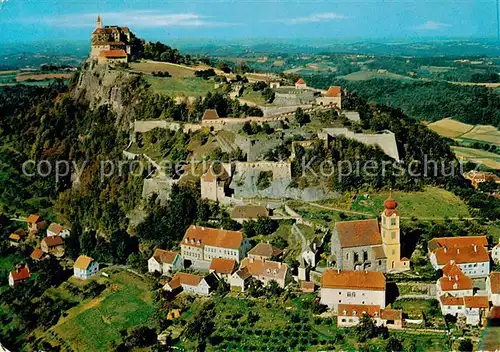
left=146, top=76, right=215, bottom=97
left=460, top=125, right=500, bottom=145
left=129, top=60, right=221, bottom=78
left=337, top=70, right=414, bottom=81
left=452, top=146, right=500, bottom=169
left=16, top=73, right=73, bottom=82
left=49, top=270, right=155, bottom=352
left=427, top=118, right=474, bottom=138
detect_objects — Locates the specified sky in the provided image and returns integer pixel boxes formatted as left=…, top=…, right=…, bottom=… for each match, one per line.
left=0, top=0, right=498, bottom=43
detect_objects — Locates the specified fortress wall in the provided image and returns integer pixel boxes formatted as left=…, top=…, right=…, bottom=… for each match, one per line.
left=234, top=161, right=292, bottom=179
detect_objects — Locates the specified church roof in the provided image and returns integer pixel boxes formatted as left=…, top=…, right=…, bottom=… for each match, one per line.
left=335, top=219, right=381, bottom=248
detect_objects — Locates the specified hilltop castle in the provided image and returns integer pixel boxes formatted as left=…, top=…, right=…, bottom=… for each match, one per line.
left=90, top=15, right=136, bottom=64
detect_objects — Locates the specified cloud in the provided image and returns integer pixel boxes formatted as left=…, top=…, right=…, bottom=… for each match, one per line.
left=24, top=10, right=235, bottom=28
left=412, top=20, right=451, bottom=30
left=274, top=12, right=352, bottom=25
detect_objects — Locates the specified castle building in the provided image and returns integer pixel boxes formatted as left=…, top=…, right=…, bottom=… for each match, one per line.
left=331, top=195, right=410, bottom=273
left=90, top=15, right=134, bottom=64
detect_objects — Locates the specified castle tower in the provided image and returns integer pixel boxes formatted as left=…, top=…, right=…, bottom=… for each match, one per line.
left=380, top=193, right=402, bottom=271
left=96, top=15, right=103, bottom=29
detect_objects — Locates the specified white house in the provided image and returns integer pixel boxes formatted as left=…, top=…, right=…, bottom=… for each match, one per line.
left=302, top=237, right=322, bottom=268
left=230, top=258, right=291, bottom=291
left=46, top=222, right=70, bottom=238
left=428, top=236, right=490, bottom=278
left=337, top=304, right=403, bottom=329
left=73, top=255, right=99, bottom=280
left=180, top=225, right=250, bottom=263
left=320, top=270, right=386, bottom=311
left=8, top=264, right=31, bottom=287
left=436, top=262, right=473, bottom=298
left=492, top=241, right=500, bottom=264
left=148, top=249, right=184, bottom=275
left=439, top=294, right=489, bottom=326
left=163, top=272, right=219, bottom=296
left=487, top=272, right=500, bottom=306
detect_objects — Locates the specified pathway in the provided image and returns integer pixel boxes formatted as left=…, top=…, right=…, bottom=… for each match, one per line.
left=305, top=202, right=373, bottom=217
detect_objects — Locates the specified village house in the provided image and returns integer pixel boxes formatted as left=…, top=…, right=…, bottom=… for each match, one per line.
left=302, top=237, right=323, bottom=268
left=148, top=249, right=184, bottom=275
left=209, top=257, right=237, bottom=281
left=464, top=171, right=500, bottom=189
left=231, top=258, right=291, bottom=290
left=295, top=78, right=307, bottom=89
left=30, top=248, right=48, bottom=261
left=41, top=236, right=65, bottom=257
left=8, top=264, right=31, bottom=287
left=26, top=214, right=46, bottom=234
left=439, top=294, right=489, bottom=326
left=163, top=272, right=219, bottom=296
left=300, top=281, right=315, bottom=293
left=8, top=233, right=22, bottom=247
left=73, top=256, right=99, bottom=280
left=487, top=272, right=500, bottom=306
left=337, top=304, right=403, bottom=329
left=180, top=225, right=250, bottom=263
left=46, top=223, right=70, bottom=238
left=230, top=205, right=269, bottom=223
left=320, top=269, right=386, bottom=311
left=436, top=262, right=473, bottom=298
left=331, top=195, right=409, bottom=273
left=428, top=236, right=489, bottom=278
left=247, top=242, right=283, bottom=261
left=492, top=241, right=500, bottom=264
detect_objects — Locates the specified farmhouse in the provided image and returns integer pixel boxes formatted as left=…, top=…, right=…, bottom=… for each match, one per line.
left=163, top=272, right=219, bottom=296
left=231, top=258, right=291, bottom=290
left=209, top=258, right=237, bottom=281
left=336, top=305, right=403, bottom=329
left=180, top=225, right=250, bottom=263
left=464, top=171, right=500, bottom=189
left=439, top=294, right=489, bottom=326
left=26, top=214, right=46, bottom=234
left=230, top=205, right=269, bottom=223
left=320, top=270, right=386, bottom=311
left=47, top=223, right=70, bottom=238
left=487, top=272, right=500, bottom=306
left=41, top=236, right=65, bottom=257
left=30, top=248, right=48, bottom=261
left=428, top=236, right=489, bottom=278
left=331, top=195, right=409, bottom=273
left=8, top=264, right=31, bottom=287
left=248, top=242, right=283, bottom=261
left=74, top=256, right=99, bottom=280
left=148, top=249, right=184, bottom=275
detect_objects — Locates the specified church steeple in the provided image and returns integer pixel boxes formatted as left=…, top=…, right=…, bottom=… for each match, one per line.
left=96, top=15, right=103, bottom=29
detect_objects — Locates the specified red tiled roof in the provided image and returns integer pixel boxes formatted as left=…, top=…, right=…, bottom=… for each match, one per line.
left=325, top=86, right=341, bottom=98
left=209, top=258, right=237, bottom=274
left=440, top=294, right=464, bottom=306
left=464, top=296, right=489, bottom=308
left=300, top=281, right=315, bottom=292
left=169, top=272, right=203, bottom=288
left=321, top=270, right=385, bottom=291
left=248, top=242, right=283, bottom=258
left=433, top=245, right=489, bottom=265
left=152, top=249, right=178, bottom=264
left=381, top=309, right=402, bottom=321
left=428, top=236, right=488, bottom=252
left=338, top=304, right=380, bottom=317
left=295, top=78, right=306, bottom=85
left=47, top=222, right=64, bottom=235
left=335, top=219, right=381, bottom=248
left=439, top=263, right=473, bottom=291
left=27, top=214, right=42, bottom=224
left=42, top=236, right=64, bottom=248
left=74, top=256, right=94, bottom=270
left=9, top=233, right=21, bottom=242
left=30, top=248, right=45, bottom=260
left=181, top=225, right=244, bottom=250
left=243, top=259, right=288, bottom=281
left=99, top=49, right=127, bottom=58
left=490, top=272, right=500, bottom=294
left=10, top=266, right=31, bottom=282
left=202, top=109, right=220, bottom=120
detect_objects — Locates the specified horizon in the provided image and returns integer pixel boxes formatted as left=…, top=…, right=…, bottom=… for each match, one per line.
left=0, top=0, right=499, bottom=43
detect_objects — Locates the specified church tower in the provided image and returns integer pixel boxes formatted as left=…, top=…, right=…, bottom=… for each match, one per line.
left=96, top=15, right=103, bottom=29
left=380, top=193, right=402, bottom=271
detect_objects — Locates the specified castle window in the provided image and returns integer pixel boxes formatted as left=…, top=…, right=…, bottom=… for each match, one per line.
left=392, top=249, right=396, bottom=255
left=391, top=218, right=396, bottom=226
left=391, top=232, right=396, bottom=239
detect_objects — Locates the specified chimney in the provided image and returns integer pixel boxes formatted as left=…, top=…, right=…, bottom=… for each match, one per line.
left=337, top=268, right=340, bottom=274
left=457, top=248, right=460, bottom=254
left=250, top=257, right=254, bottom=263
left=473, top=244, right=477, bottom=252
left=278, top=262, right=282, bottom=268
left=455, top=275, right=458, bottom=281
left=444, top=246, right=447, bottom=253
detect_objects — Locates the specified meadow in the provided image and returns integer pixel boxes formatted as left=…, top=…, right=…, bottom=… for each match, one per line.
left=427, top=118, right=474, bottom=138
left=337, top=70, right=415, bottom=81
left=146, top=76, right=215, bottom=98
left=452, top=146, right=500, bottom=170
left=48, top=270, right=156, bottom=352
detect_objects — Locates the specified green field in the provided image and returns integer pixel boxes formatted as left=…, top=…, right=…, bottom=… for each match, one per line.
left=49, top=270, right=156, bottom=351
left=146, top=76, right=215, bottom=97
left=351, top=187, right=471, bottom=219
left=337, top=70, right=415, bottom=81
left=452, top=146, right=500, bottom=170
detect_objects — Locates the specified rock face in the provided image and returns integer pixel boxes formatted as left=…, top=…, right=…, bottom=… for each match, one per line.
left=72, top=61, right=146, bottom=131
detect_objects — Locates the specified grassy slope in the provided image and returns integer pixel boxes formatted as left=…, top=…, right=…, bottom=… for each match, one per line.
left=48, top=270, right=156, bottom=352
left=146, top=76, right=215, bottom=97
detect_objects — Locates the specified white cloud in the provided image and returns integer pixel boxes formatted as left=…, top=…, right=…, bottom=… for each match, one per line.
left=275, top=12, right=352, bottom=25
left=25, top=10, right=235, bottom=28
left=412, top=20, right=451, bottom=30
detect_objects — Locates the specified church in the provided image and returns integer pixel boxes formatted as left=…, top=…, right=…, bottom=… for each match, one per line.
left=90, top=15, right=136, bottom=64
left=331, top=195, right=410, bottom=273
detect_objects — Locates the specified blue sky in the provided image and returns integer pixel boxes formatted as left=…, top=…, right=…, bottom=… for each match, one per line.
left=0, top=0, right=498, bottom=43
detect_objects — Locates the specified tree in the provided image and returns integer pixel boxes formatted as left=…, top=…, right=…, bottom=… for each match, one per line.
left=386, top=336, right=403, bottom=352
left=295, top=107, right=310, bottom=126
left=354, top=314, right=377, bottom=342
left=457, top=338, right=473, bottom=352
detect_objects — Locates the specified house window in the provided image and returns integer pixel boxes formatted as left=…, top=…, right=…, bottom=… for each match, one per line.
left=341, top=319, right=346, bottom=322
